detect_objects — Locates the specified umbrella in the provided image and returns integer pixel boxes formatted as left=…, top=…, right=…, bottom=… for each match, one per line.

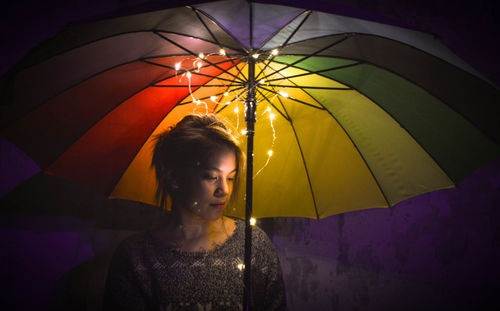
left=2, top=0, right=500, bottom=308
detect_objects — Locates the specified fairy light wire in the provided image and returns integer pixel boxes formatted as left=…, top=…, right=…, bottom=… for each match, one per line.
left=171, top=48, right=290, bottom=179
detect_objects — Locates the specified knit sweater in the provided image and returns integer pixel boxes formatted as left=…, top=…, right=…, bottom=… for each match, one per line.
left=103, top=219, right=286, bottom=310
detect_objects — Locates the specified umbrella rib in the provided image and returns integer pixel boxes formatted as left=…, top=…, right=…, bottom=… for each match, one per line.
left=266, top=60, right=330, bottom=110
left=210, top=70, right=249, bottom=111
left=214, top=88, right=248, bottom=114
left=274, top=93, right=320, bottom=219
left=257, top=35, right=351, bottom=82
left=257, top=10, right=310, bottom=50
left=152, top=30, right=242, bottom=52
left=191, top=7, right=247, bottom=79
left=142, top=56, right=239, bottom=67
left=249, top=1, right=254, bottom=49
left=254, top=10, right=312, bottom=81
left=141, top=59, right=243, bottom=84
left=152, top=84, right=241, bottom=88
left=254, top=56, right=278, bottom=82
left=191, top=5, right=249, bottom=54
left=179, top=86, right=246, bottom=106
left=326, top=110, right=393, bottom=208
left=258, top=85, right=325, bottom=110
left=265, top=84, right=352, bottom=90
left=282, top=10, right=312, bottom=47
left=210, top=88, right=247, bottom=113
left=208, top=73, right=248, bottom=112
left=153, top=31, right=245, bottom=82
left=255, top=88, right=290, bottom=121
left=264, top=61, right=362, bottom=82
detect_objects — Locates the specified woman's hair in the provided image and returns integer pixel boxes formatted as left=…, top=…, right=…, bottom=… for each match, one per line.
left=151, top=114, right=243, bottom=211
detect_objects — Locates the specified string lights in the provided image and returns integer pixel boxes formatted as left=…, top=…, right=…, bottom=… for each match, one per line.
left=172, top=48, right=286, bottom=179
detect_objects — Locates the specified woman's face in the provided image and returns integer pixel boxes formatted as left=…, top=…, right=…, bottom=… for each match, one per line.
left=177, top=148, right=237, bottom=222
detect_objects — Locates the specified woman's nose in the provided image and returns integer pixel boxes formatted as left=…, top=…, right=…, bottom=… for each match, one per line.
left=215, top=179, right=229, bottom=197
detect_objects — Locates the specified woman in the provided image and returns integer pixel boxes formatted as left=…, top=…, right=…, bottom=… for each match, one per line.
left=103, top=114, right=286, bottom=310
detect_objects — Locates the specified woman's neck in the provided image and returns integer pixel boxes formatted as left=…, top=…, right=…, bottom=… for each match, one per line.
left=157, top=208, right=234, bottom=252
left=172, top=210, right=223, bottom=240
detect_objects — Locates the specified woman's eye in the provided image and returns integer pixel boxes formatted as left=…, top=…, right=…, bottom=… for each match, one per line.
left=203, top=174, right=217, bottom=181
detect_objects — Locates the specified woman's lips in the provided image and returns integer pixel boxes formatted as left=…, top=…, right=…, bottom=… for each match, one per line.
left=210, top=202, right=226, bottom=209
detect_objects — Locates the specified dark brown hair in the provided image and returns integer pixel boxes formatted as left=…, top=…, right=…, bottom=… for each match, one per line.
left=151, top=114, right=243, bottom=211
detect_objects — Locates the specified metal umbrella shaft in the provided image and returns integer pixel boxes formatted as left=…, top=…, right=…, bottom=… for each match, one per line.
left=243, top=55, right=256, bottom=310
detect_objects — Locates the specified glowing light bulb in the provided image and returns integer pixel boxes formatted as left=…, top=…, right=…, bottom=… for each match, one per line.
left=175, top=63, right=181, bottom=71
left=269, top=113, right=276, bottom=120
left=266, top=107, right=271, bottom=112
left=234, top=107, right=239, bottom=113
left=237, top=264, right=245, bottom=271
left=224, top=92, right=229, bottom=96
left=267, top=150, right=273, bottom=157
left=219, top=49, right=226, bottom=56
left=259, top=79, right=265, bottom=84
left=279, top=90, right=288, bottom=98
left=250, top=218, right=257, bottom=225
left=197, top=62, right=202, bottom=70
left=187, top=71, right=192, bottom=78
left=271, top=49, right=279, bottom=56
left=198, top=53, right=204, bottom=59
left=210, top=96, right=217, bottom=102
left=252, top=53, right=260, bottom=59
left=241, top=129, right=247, bottom=135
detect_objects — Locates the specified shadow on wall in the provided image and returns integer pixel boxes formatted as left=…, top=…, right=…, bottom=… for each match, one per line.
left=1, top=158, right=499, bottom=310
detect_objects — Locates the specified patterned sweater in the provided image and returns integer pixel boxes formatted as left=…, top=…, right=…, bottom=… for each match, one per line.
left=103, top=219, right=286, bottom=310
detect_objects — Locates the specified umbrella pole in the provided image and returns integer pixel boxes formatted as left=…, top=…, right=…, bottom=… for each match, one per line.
left=243, top=55, right=256, bottom=311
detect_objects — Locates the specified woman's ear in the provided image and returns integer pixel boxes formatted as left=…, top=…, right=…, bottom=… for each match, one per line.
left=165, top=169, right=179, bottom=190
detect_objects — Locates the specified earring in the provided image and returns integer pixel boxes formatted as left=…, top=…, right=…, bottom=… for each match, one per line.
left=193, top=201, right=200, bottom=213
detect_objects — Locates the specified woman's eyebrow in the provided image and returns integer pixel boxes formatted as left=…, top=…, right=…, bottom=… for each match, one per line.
left=205, top=167, right=238, bottom=173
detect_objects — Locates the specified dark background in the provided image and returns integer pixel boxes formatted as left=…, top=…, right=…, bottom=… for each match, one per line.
left=1, top=1, right=499, bottom=310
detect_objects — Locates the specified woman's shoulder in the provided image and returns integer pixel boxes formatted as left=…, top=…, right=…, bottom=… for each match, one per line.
left=112, top=231, right=155, bottom=258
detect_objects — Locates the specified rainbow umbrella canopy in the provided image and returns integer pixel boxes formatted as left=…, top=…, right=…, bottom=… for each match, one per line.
left=1, top=0, right=500, bottom=221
